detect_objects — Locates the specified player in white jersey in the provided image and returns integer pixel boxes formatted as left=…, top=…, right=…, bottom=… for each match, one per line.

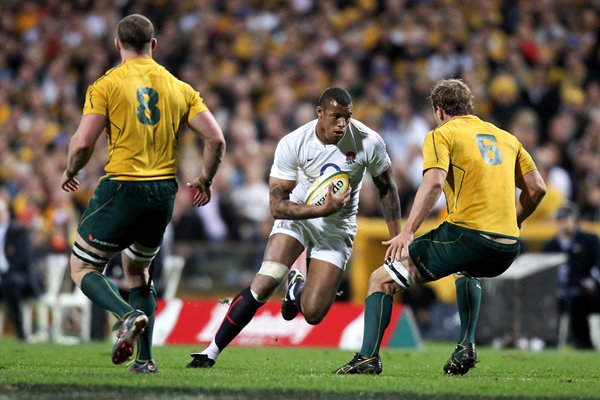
left=270, top=117, right=392, bottom=269
left=187, top=87, right=402, bottom=369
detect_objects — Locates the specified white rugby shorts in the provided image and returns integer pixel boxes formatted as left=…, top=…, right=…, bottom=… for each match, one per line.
left=270, top=218, right=356, bottom=270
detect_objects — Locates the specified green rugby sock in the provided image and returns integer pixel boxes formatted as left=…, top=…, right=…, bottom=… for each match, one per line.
left=80, top=272, right=132, bottom=319
left=455, top=276, right=482, bottom=345
left=129, top=285, right=157, bottom=361
left=359, top=292, right=392, bottom=358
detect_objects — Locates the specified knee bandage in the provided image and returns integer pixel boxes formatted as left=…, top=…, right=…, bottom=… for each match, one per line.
left=257, top=261, right=289, bottom=285
left=384, top=259, right=415, bottom=289
left=251, top=261, right=290, bottom=302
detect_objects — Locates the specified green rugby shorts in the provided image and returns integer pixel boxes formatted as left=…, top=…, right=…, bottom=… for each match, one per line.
left=408, top=222, right=520, bottom=281
left=77, top=178, right=177, bottom=252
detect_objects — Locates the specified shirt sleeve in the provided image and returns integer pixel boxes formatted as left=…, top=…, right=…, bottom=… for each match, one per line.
left=366, top=134, right=392, bottom=177
left=270, top=137, right=299, bottom=181
left=422, top=128, right=451, bottom=173
left=515, top=144, right=537, bottom=178
left=82, top=81, right=108, bottom=117
left=185, top=83, right=209, bottom=122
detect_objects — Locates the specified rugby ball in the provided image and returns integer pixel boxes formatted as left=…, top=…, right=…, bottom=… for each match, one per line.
left=305, top=170, right=349, bottom=205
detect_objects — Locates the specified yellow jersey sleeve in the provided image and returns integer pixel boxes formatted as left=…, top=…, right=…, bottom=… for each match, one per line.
left=83, top=73, right=112, bottom=117
left=516, top=145, right=537, bottom=179
left=185, top=84, right=208, bottom=122
left=422, top=128, right=451, bottom=172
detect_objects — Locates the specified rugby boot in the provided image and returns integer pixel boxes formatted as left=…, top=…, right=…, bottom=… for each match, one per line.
left=187, top=353, right=216, bottom=368
left=443, top=343, right=477, bottom=375
left=281, top=270, right=304, bottom=321
left=333, top=353, right=383, bottom=375
left=129, top=359, right=158, bottom=374
left=112, top=309, right=148, bottom=365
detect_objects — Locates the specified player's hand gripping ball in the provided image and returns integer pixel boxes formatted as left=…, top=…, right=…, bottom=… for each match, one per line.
left=305, top=169, right=349, bottom=205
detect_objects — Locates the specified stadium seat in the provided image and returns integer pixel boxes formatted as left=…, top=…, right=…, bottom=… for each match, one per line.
left=22, top=254, right=69, bottom=341
left=163, top=255, right=185, bottom=300
left=52, top=285, right=92, bottom=342
left=589, top=314, right=600, bottom=351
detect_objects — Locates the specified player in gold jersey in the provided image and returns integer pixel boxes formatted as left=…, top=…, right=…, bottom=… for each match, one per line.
left=335, top=79, right=546, bottom=375
left=60, top=14, right=225, bottom=373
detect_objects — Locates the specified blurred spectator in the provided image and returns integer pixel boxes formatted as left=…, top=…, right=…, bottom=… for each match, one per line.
left=522, top=64, right=561, bottom=138
left=535, top=142, right=572, bottom=201
left=231, top=160, right=270, bottom=241
left=580, top=177, right=600, bottom=223
left=543, top=204, right=600, bottom=349
left=509, top=108, right=540, bottom=153
left=528, top=146, right=567, bottom=222
left=489, top=73, right=523, bottom=129
left=381, top=84, right=429, bottom=165
left=0, top=197, right=43, bottom=340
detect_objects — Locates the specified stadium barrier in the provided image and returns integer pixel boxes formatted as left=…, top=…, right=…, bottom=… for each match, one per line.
left=478, top=253, right=567, bottom=347
left=152, top=298, right=421, bottom=350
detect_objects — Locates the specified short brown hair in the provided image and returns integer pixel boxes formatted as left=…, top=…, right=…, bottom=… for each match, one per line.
left=429, top=79, right=474, bottom=116
left=117, top=14, right=154, bottom=54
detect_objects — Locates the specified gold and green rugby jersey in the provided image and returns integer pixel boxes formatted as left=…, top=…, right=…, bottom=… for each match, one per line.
left=422, top=115, right=537, bottom=238
left=83, top=58, right=208, bottom=181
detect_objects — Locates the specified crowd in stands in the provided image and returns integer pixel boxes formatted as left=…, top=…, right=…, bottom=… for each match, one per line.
left=1, top=0, right=600, bottom=259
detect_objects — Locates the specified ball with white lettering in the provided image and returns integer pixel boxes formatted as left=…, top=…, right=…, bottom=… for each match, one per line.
left=305, top=170, right=349, bottom=206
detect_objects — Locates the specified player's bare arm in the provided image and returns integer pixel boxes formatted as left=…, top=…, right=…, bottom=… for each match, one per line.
left=186, top=110, right=226, bottom=207
left=269, top=177, right=348, bottom=220
left=516, top=169, right=546, bottom=228
left=384, top=167, right=446, bottom=261
left=61, top=113, right=106, bottom=192
left=372, top=167, right=402, bottom=238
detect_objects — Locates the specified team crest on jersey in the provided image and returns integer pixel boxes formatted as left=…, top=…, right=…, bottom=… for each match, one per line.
left=345, top=151, right=356, bottom=165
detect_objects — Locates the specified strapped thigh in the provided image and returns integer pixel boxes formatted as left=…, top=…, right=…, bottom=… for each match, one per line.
left=72, top=241, right=110, bottom=269
left=123, top=243, right=160, bottom=263
left=384, top=259, right=416, bottom=289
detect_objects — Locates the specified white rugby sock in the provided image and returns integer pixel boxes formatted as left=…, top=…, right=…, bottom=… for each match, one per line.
left=201, top=339, right=220, bottom=361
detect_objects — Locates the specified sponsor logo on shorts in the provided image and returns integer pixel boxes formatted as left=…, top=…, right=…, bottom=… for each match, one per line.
left=88, top=234, right=118, bottom=248
left=419, top=262, right=436, bottom=279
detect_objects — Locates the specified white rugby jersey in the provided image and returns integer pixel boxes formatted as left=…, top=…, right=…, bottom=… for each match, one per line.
left=270, top=118, right=391, bottom=225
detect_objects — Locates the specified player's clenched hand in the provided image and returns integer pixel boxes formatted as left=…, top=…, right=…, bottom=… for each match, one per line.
left=320, top=183, right=351, bottom=216
left=382, top=231, right=414, bottom=263
left=187, top=177, right=212, bottom=207
left=61, top=170, right=80, bottom=192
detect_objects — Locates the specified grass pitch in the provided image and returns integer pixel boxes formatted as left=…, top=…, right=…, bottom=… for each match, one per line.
left=0, top=339, right=599, bottom=400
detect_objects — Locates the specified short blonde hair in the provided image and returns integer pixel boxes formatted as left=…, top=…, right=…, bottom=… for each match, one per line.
left=429, top=79, right=474, bottom=116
